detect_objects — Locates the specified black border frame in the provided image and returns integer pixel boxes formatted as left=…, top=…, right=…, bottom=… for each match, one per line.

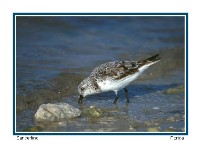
left=13, top=13, right=188, bottom=135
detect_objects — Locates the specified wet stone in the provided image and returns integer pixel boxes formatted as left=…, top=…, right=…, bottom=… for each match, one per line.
left=34, top=103, right=81, bottom=122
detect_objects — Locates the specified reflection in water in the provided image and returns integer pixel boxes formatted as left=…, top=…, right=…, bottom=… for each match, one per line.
left=16, top=16, right=185, bottom=132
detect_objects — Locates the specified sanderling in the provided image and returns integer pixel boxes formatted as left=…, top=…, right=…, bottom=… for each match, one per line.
left=78, top=54, right=161, bottom=104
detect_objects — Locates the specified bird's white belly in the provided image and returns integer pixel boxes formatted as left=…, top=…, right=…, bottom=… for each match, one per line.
left=98, top=65, right=149, bottom=92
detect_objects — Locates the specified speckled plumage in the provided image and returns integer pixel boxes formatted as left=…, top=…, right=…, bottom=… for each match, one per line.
left=78, top=54, right=161, bottom=103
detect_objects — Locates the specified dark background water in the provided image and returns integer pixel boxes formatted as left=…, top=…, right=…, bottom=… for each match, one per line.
left=16, top=16, right=185, bottom=132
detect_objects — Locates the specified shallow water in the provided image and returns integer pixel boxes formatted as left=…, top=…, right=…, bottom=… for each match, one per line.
left=16, top=16, right=185, bottom=132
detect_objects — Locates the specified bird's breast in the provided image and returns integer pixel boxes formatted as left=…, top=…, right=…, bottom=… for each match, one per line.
left=97, top=70, right=143, bottom=92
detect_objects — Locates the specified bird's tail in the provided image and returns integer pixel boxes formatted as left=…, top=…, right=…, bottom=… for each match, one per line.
left=138, top=54, right=161, bottom=67
left=145, top=54, right=161, bottom=63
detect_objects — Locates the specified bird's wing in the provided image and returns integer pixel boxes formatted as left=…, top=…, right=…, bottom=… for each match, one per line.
left=90, top=61, right=139, bottom=80
left=90, top=54, right=161, bottom=81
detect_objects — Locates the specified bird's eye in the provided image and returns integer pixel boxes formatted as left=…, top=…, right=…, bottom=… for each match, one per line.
left=81, top=87, right=85, bottom=91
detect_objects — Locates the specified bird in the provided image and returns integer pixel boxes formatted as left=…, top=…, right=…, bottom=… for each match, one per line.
left=78, top=54, right=161, bottom=104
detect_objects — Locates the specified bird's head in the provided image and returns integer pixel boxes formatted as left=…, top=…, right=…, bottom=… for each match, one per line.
left=78, top=77, right=100, bottom=103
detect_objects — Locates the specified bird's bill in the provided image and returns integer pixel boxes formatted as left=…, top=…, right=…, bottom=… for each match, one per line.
left=78, top=95, right=84, bottom=103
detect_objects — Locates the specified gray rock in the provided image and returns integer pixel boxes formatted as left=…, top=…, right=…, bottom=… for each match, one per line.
left=35, top=103, right=81, bottom=122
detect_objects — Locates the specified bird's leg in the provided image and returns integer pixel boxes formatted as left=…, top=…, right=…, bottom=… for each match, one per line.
left=124, top=88, right=129, bottom=103
left=113, top=91, right=118, bottom=104
left=78, top=95, right=84, bottom=104
left=114, top=95, right=119, bottom=104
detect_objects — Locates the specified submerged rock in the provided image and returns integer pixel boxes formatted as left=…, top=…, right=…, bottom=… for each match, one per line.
left=147, top=127, right=160, bottom=132
left=165, top=127, right=176, bottom=132
left=35, top=103, right=81, bottom=122
left=23, top=126, right=43, bottom=132
left=83, top=106, right=102, bottom=118
left=164, top=85, right=184, bottom=95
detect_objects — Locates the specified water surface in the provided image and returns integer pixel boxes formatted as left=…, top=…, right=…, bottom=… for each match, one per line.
left=16, top=16, right=185, bottom=132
